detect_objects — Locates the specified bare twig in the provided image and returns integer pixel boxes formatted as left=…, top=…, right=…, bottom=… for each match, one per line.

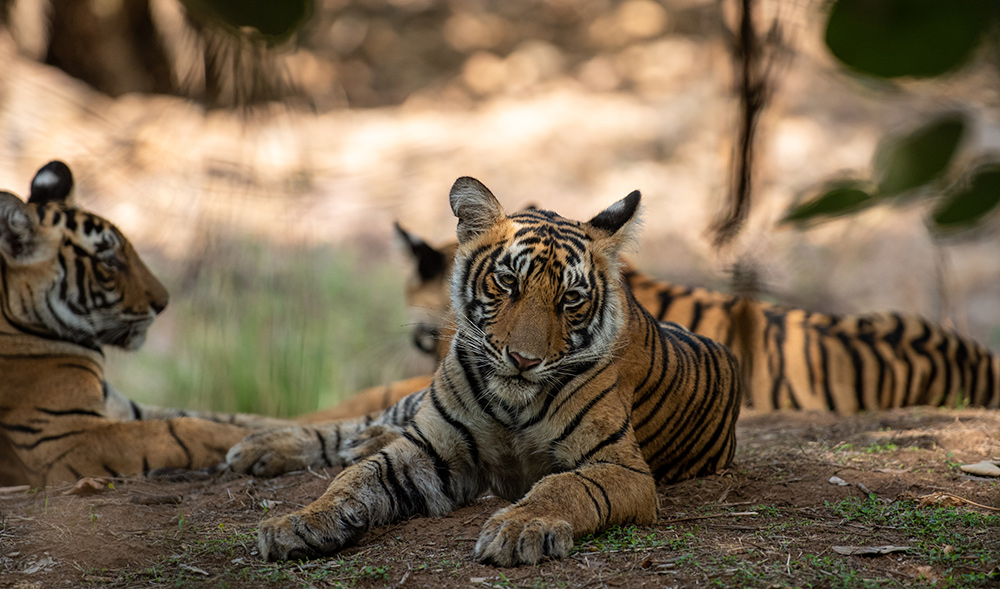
left=711, top=0, right=783, bottom=249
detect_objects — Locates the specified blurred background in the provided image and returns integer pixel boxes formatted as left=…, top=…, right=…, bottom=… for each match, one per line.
left=0, top=0, right=998, bottom=417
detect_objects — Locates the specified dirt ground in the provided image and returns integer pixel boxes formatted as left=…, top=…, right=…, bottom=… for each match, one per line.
left=2, top=407, right=998, bottom=589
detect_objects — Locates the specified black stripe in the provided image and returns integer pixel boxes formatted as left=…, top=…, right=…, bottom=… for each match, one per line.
left=572, top=472, right=604, bottom=524
left=589, top=460, right=654, bottom=477
left=574, top=417, right=631, bottom=467
left=455, top=347, right=506, bottom=426
left=429, top=385, right=480, bottom=465
left=575, top=472, right=611, bottom=525
left=332, top=424, right=342, bottom=457
left=0, top=422, right=43, bottom=434
left=166, top=421, right=192, bottom=468
left=366, top=458, right=399, bottom=515
left=766, top=311, right=790, bottom=410
left=378, top=450, right=429, bottom=517
left=53, top=361, right=103, bottom=381
left=315, top=429, right=334, bottom=467
left=688, top=301, right=705, bottom=333
left=936, top=336, right=955, bottom=406
left=35, top=407, right=102, bottom=417
left=12, top=429, right=88, bottom=449
left=552, top=383, right=616, bottom=446
left=814, top=330, right=836, bottom=412
left=402, top=424, right=454, bottom=502
left=544, top=361, right=609, bottom=421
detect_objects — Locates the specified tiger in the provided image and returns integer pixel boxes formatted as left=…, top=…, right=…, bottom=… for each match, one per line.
left=228, top=176, right=742, bottom=566
left=393, top=226, right=1000, bottom=415
left=0, top=160, right=295, bottom=488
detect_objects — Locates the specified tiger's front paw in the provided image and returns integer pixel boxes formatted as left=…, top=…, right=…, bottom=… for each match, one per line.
left=474, top=506, right=574, bottom=566
left=257, top=513, right=323, bottom=561
left=257, top=499, right=369, bottom=561
left=226, top=427, right=323, bottom=477
left=339, top=425, right=402, bottom=464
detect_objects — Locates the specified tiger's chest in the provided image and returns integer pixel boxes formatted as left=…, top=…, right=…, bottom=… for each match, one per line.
left=476, top=422, right=567, bottom=502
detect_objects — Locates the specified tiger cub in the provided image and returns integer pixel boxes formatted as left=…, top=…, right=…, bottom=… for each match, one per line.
left=232, top=177, right=741, bottom=565
left=0, top=161, right=291, bottom=487
left=394, top=228, right=1000, bottom=414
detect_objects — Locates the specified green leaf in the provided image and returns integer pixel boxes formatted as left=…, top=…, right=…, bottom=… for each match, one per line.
left=825, top=0, right=994, bottom=79
left=931, top=163, right=1000, bottom=230
left=874, top=113, right=966, bottom=197
left=781, top=182, right=873, bottom=226
left=181, top=0, right=313, bottom=44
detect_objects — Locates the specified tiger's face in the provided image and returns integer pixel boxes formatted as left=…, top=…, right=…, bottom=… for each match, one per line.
left=449, top=177, right=639, bottom=406
left=394, top=222, right=456, bottom=358
left=0, top=161, right=169, bottom=351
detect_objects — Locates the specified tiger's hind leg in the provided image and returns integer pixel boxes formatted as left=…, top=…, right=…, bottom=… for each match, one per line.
left=33, top=417, right=251, bottom=486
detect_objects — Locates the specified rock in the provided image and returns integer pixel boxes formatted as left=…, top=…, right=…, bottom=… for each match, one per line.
left=959, top=460, right=1000, bottom=477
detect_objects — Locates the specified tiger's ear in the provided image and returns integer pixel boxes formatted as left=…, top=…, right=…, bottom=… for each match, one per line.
left=449, top=176, right=505, bottom=244
left=28, top=160, right=76, bottom=207
left=394, top=221, right=448, bottom=281
left=0, top=191, right=47, bottom=265
left=585, top=190, right=642, bottom=253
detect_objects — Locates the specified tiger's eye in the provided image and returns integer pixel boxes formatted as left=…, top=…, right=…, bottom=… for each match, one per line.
left=563, top=291, right=583, bottom=304
left=497, top=273, right=517, bottom=288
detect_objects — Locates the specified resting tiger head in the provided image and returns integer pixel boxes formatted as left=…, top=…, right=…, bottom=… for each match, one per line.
left=394, top=221, right=457, bottom=358
left=0, top=161, right=169, bottom=351
left=448, top=176, right=640, bottom=405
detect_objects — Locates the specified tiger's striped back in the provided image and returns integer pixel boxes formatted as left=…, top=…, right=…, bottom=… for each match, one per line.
left=622, top=262, right=999, bottom=413
left=394, top=229, right=999, bottom=414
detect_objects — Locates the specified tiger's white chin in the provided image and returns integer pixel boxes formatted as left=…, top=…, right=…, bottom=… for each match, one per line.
left=487, top=374, right=544, bottom=408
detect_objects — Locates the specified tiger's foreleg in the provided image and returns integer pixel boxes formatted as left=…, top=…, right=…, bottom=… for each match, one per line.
left=225, top=420, right=399, bottom=477
left=227, top=390, right=427, bottom=477
left=475, top=450, right=658, bottom=566
left=256, top=433, right=480, bottom=561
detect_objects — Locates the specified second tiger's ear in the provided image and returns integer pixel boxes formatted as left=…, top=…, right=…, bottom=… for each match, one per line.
left=394, top=222, right=448, bottom=282
left=449, top=176, right=505, bottom=244
left=0, top=190, right=52, bottom=265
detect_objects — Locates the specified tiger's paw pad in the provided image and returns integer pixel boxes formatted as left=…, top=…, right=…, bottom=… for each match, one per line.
left=474, top=507, right=573, bottom=566
left=226, top=428, right=317, bottom=477
left=339, top=425, right=402, bottom=464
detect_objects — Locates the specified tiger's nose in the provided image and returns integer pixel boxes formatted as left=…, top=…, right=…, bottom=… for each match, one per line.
left=412, top=324, right=440, bottom=355
left=149, top=292, right=169, bottom=315
left=507, top=350, right=541, bottom=372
